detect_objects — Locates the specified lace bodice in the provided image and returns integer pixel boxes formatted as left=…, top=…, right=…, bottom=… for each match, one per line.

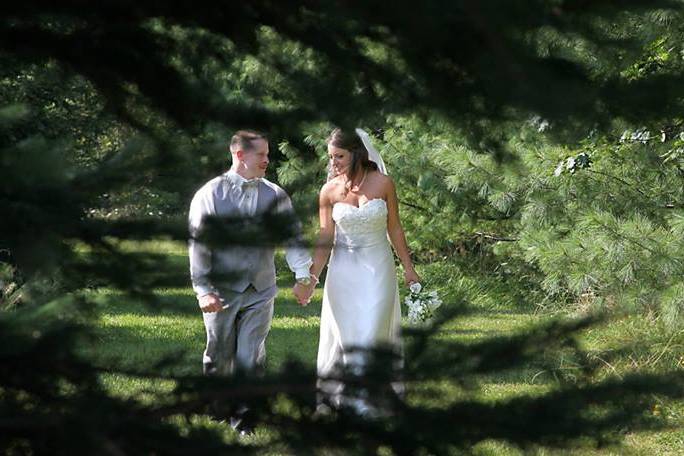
left=332, top=198, right=388, bottom=248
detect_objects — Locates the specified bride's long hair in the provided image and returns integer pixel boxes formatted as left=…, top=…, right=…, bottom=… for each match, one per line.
left=326, top=128, right=378, bottom=182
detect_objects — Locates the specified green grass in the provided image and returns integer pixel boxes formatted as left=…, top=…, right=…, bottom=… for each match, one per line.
left=86, top=240, right=684, bottom=454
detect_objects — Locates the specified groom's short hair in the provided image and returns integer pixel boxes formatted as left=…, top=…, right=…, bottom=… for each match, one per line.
left=230, top=130, right=267, bottom=153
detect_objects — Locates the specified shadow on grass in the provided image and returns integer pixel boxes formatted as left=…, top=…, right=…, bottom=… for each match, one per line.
left=90, top=291, right=323, bottom=375
left=94, top=289, right=323, bottom=318
left=438, top=328, right=504, bottom=337
left=88, top=318, right=322, bottom=376
left=86, top=324, right=202, bottom=377
left=89, top=327, right=318, bottom=375
left=94, top=292, right=198, bottom=317
left=267, top=325, right=320, bottom=371
left=274, top=295, right=322, bottom=318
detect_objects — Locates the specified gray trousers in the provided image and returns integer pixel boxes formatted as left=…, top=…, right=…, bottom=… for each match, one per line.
left=202, top=284, right=277, bottom=377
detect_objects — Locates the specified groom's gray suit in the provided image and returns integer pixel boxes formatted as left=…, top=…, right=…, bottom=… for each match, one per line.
left=189, top=170, right=311, bottom=376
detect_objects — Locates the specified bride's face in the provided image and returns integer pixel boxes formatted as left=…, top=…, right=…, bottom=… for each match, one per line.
left=328, top=144, right=351, bottom=177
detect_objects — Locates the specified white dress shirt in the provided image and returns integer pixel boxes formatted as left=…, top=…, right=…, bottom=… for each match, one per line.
left=231, top=172, right=260, bottom=217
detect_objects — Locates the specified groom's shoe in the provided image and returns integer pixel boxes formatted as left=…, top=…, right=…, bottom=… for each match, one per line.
left=230, top=412, right=256, bottom=437
left=231, top=418, right=255, bottom=437
left=235, top=420, right=255, bottom=437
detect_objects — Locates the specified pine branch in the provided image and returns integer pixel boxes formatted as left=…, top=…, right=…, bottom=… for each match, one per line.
left=585, top=169, right=648, bottom=197
left=399, top=200, right=430, bottom=213
left=473, top=232, right=519, bottom=242
left=594, top=219, right=684, bottom=270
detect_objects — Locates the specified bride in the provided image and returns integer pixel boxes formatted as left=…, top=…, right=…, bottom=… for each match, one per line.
left=302, top=128, right=421, bottom=414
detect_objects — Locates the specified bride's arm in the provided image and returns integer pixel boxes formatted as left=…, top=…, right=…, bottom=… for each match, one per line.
left=309, top=186, right=335, bottom=281
left=385, top=177, right=421, bottom=286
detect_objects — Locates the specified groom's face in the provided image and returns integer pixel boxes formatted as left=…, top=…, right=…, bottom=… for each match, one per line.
left=240, top=139, right=269, bottom=178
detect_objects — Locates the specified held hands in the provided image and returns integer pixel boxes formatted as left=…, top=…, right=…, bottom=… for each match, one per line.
left=293, top=282, right=315, bottom=306
left=404, top=268, right=422, bottom=288
left=198, top=293, right=223, bottom=313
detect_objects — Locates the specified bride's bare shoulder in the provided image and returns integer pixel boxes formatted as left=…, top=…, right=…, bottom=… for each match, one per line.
left=321, top=175, right=345, bottom=192
left=372, top=172, right=394, bottom=188
left=320, top=177, right=343, bottom=204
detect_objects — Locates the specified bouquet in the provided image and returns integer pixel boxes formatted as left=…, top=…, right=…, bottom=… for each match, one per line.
left=404, top=282, right=442, bottom=325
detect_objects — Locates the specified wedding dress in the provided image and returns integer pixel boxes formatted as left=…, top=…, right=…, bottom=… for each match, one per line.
left=317, top=198, right=402, bottom=411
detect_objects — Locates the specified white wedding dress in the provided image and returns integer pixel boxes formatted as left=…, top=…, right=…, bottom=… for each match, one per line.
left=317, top=198, right=402, bottom=410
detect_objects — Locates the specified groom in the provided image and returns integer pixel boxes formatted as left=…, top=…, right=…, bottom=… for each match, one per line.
left=188, top=130, right=313, bottom=432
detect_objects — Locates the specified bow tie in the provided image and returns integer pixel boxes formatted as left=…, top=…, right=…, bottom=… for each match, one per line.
left=241, top=178, right=261, bottom=189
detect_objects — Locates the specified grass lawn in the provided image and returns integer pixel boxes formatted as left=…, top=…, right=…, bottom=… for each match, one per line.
left=88, top=241, right=684, bottom=454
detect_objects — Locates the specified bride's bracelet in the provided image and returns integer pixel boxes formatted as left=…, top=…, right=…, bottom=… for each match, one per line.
left=311, top=274, right=319, bottom=286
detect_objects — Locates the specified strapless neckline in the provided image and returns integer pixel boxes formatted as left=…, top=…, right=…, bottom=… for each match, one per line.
left=333, top=198, right=386, bottom=210
left=332, top=198, right=388, bottom=239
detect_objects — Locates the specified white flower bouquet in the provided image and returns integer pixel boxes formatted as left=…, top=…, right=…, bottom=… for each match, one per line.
left=404, top=282, right=442, bottom=325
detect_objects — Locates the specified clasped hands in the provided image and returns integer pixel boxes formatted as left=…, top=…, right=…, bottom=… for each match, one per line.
left=292, top=281, right=315, bottom=306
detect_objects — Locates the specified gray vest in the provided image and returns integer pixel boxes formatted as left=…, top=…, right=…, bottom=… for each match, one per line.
left=211, top=179, right=279, bottom=293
